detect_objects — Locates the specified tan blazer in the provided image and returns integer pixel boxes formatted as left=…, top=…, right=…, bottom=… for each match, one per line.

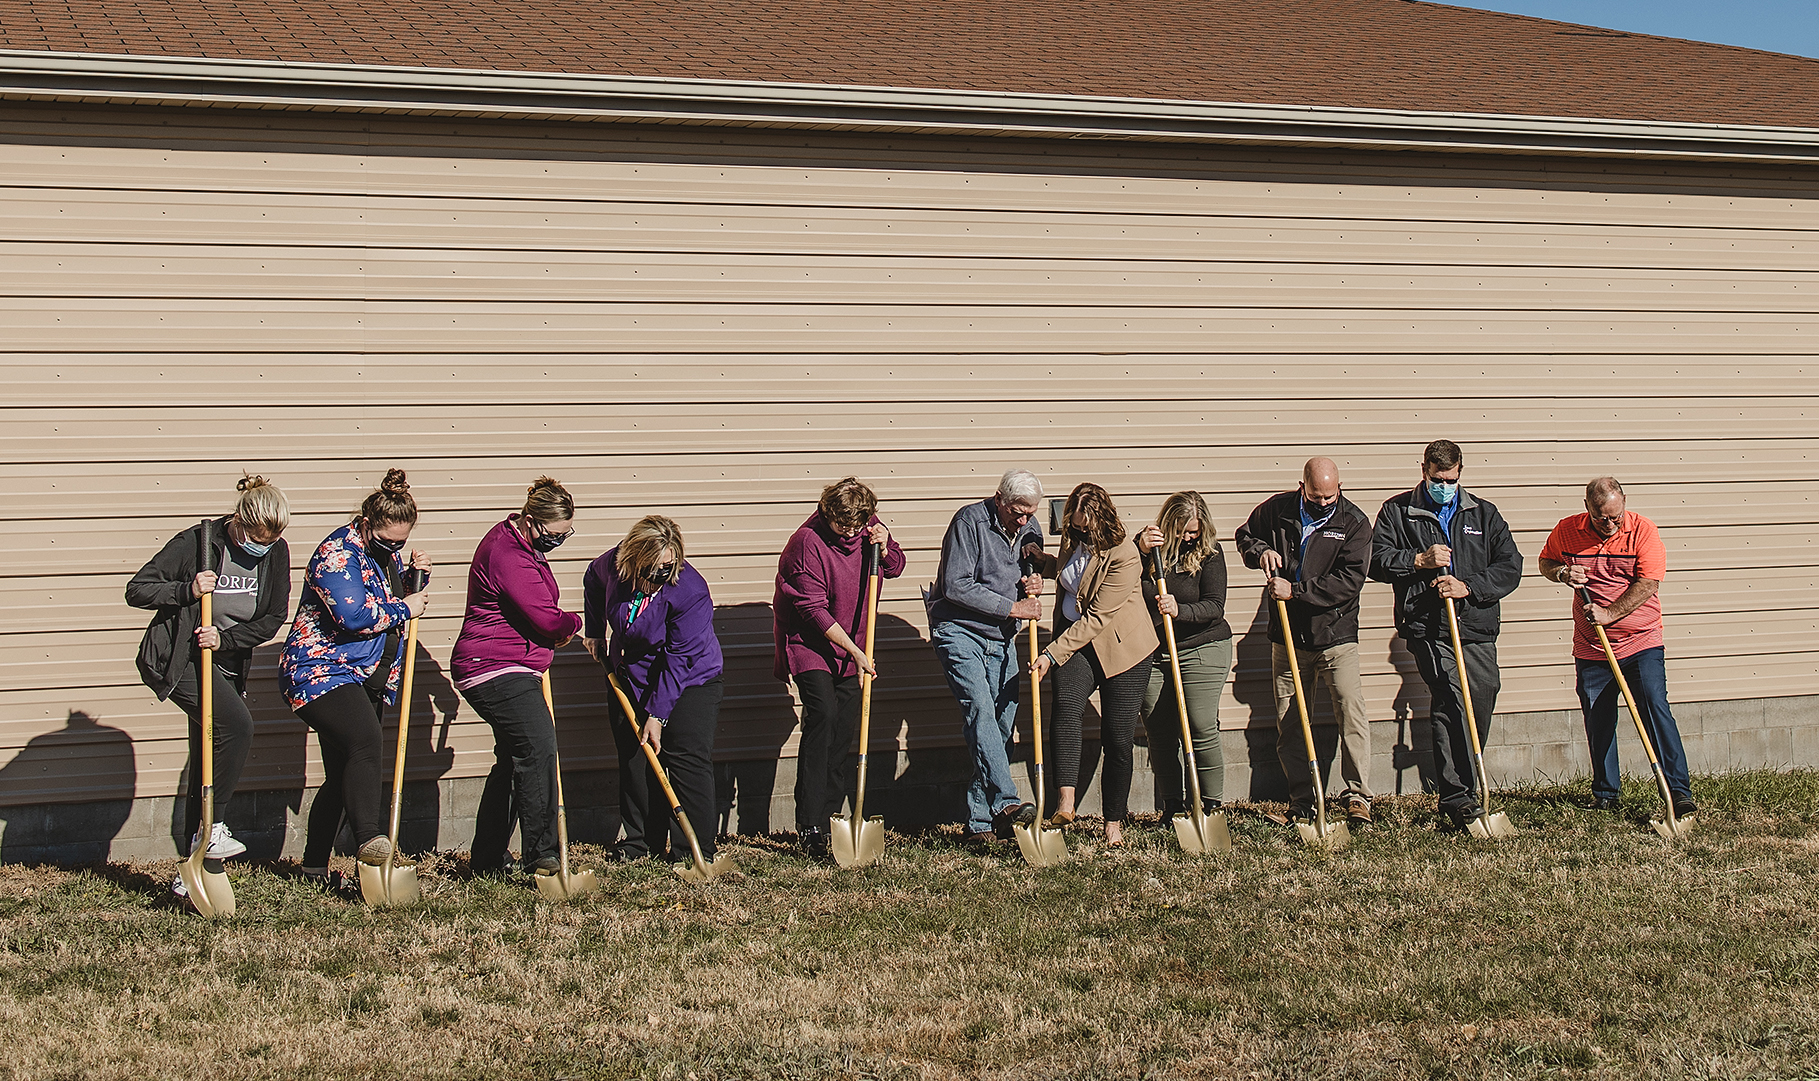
left=1046, top=537, right=1158, bottom=677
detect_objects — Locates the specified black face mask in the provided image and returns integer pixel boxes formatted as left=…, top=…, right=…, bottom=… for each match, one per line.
left=1302, top=498, right=1334, bottom=521
left=645, top=563, right=676, bottom=587
left=530, top=524, right=570, bottom=553
left=369, top=532, right=407, bottom=556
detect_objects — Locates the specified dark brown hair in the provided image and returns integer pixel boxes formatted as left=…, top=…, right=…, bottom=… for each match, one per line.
left=358, top=468, right=418, bottom=527
left=521, top=476, right=575, bottom=525
left=1423, top=439, right=1463, bottom=471
left=818, top=477, right=878, bottom=532
left=1061, top=482, right=1126, bottom=555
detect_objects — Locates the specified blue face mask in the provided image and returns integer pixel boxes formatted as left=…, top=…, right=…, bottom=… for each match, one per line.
left=236, top=537, right=273, bottom=558
left=1426, top=480, right=1459, bottom=506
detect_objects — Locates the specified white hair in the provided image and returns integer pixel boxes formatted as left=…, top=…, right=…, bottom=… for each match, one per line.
left=996, top=469, right=1043, bottom=504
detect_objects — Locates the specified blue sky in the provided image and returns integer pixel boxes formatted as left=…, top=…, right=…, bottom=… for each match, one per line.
left=1442, top=1, right=1819, bottom=59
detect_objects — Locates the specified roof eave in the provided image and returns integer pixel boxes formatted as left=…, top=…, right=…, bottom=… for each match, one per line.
left=5, top=48, right=1819, bottom=163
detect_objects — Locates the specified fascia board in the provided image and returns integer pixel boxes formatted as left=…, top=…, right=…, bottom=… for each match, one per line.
left=3, top=48, right=1819, bottom=163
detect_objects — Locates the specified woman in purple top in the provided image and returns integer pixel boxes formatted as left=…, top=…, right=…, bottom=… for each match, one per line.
left=582, top=515, right=724, bottom=863
left=772, top=477, right=906, bottom=857
left=451, top=477, right=584, bottom=878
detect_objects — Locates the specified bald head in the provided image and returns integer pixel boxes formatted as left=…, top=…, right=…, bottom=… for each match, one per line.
left=1300, top=457, right=1341, bottom=511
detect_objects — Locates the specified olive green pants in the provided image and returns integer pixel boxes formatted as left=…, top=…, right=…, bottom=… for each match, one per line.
left=1142, top=635, right=1232, bottom=811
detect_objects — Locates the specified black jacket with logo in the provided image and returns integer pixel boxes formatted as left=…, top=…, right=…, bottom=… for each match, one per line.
left=125, top=516, right=292, bottom=700
left=1234, top=491, right=1372, bottom=649
left=1369, top=488, right=1522, bottom=643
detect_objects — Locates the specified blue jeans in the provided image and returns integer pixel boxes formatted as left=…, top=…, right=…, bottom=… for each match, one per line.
left=1576, top=646, right=1690, bottom=802
left=931, top=621, right=1024, bottom=834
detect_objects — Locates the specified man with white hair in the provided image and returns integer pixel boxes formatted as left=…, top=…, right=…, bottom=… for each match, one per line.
left=928, top=469, right=1047, bottom=848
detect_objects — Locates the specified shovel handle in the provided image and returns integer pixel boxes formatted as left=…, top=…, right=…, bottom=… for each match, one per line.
left=606, top=671, right=714, bottom=873
left=196, top=519, right=217, bottom=802
left=853, top=540, right=883, bottom=823
left=1275, top=597, right=1327, bottom=835
left=1580, top=589, right=1677, bottom=824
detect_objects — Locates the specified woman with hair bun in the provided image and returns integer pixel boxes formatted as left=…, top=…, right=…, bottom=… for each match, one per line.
left=279, top=468, right=432, bottom=886
left=582, top=515, right=724, bottom=865
left=772, top=477, right=906, bottom=858
left=1029, top=482, right=1158, bottom=847
left=452, top=477, right=584, bottom=879
left=128, top=475, right=292, bottom=896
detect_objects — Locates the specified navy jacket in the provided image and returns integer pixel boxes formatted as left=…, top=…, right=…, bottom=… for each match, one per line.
left=1369, top=488, right=1522, bottom=643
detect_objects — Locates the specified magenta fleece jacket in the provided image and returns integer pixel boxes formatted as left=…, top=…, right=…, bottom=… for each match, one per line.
left=451, top=516, right=583, bottom=684
left=772, top=511, right=906, bottom=681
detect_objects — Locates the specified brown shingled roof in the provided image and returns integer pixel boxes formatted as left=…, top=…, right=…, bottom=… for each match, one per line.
left=2, top=0, right=1817, bottom=128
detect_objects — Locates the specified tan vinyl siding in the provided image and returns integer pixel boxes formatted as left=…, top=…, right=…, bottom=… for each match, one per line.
left=1, top=104, right=1814, bottom=809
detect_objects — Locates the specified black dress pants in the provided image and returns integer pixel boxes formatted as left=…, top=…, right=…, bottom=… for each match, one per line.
left=1051, top=643, right=1149, bottom=822
left=793, top=668, right=860, bottom=831
left=295, top=683, right=388, bottom=867
left=461, top=672, right=559, bottom=870
left=1408, top=636, right=1501, bottom=814
left=609, top=677, right=723, bottom=862
left=168, top=656, right=255, bottom=852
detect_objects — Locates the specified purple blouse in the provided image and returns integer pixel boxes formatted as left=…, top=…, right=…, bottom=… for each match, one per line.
left=582, top=546, right=723, bottom=721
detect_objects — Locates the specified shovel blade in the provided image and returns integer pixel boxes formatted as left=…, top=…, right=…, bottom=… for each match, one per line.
left=1653, top=813, right=1695, bottom=841
left=830, top=815, right=886, bottom=869
left=179, top=859, right=236, bottom=918
left=535, top=868, right=600, bottom=901
left=1013, top=822, right=1068, bottom=866
left=1172, top=811, right=1232, bottom=854
left=674, top=853, right=733, bottom=884
left=1295, top=819, right=1352, bottom=851
left=358, top=864, right=421, bottom=907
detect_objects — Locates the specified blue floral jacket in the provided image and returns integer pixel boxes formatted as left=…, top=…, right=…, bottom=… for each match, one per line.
left=279, top=524, right=414, bottom=710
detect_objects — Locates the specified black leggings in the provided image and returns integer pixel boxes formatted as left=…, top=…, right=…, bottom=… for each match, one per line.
left=1051, top=643, right=1149, bottom=823
left=462, top=672, right=558, bottom=870
left=295, top=683, right=388, bottom=867
left=793, top=669, right=860, bottom=831
left=168, top=658, right=254, bottom=852
left=608, top=677, right=723, bottom=862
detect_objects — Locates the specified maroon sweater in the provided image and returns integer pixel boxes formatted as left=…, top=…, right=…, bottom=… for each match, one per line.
left=451, top=516, right=583, bottom=686
left=772, top=511, right=906, bottom=680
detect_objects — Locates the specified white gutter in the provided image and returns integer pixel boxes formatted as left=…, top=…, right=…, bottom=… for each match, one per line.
left=4, top=48, right=1819, bottom=163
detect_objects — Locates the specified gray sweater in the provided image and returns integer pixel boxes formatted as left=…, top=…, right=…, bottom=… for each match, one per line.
left=928, top=497, right=1046, bottom=641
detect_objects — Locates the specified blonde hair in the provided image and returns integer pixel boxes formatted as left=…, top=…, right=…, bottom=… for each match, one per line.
left=615, top=515, right=685, bottom=582
left=357, top=468, right=418, bottom=527
left=1156, top=491, right=1216, bottom=576
left=521, top=476, right=575, bottom=525
left=233, top=474, right=289, bottom=535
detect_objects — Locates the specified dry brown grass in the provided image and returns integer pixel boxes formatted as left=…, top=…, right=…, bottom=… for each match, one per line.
left=5, top=773, right=1819, bottom=1080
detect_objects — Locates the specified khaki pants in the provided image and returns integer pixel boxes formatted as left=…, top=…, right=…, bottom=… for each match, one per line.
left=1272, top=641, right=1372, bottom=808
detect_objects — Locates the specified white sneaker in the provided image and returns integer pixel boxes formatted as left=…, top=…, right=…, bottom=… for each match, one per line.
left=170, top=873, right=189, bottom=899
left=191, top=822, right=247, bottom=859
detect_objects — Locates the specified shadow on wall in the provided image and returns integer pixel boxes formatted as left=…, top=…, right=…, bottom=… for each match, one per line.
left=399, top=640, right=460, bottom=852
left=1386, top=633, right=1435, bottom=797
left=1229, top=587, right=1366, bottom=803
left=168, top=643, right=307, bottom=859
left=711, top=601, right=797, bottom=837
left=0, top=711, right=136, bottom=865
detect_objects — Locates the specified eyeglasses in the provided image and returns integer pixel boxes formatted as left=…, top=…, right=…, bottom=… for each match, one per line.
left=1588, top=512, right=1625, bottom=525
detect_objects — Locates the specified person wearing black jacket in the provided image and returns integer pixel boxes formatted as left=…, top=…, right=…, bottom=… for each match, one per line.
left=1136, top=491, right=1233, bottom=816
left=1370, top=440, right=1522, bottom=829
left=1234, top=457, right=1375, bottom=825
left=126, top=475, right=291, bottom=882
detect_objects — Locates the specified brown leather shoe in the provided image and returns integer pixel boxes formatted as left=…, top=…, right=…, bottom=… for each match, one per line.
left=1048, top=809, right=1077, bottom=827
left=1345, top=796, right=1373, bottom=827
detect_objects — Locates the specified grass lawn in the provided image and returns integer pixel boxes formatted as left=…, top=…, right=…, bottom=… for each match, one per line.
left=5, top=772, right=1819, bottom=1080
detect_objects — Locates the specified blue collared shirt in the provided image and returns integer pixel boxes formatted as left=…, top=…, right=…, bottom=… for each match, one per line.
left=1297, top=500, right=1337, bottom=577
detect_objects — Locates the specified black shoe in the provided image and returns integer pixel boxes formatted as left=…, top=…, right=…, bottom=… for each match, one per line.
left=1201, top=798, right=1224, bottom=815
left=1672, top=797, right=1699, bottom=819
left=527, top=856, right=561, bottom=877
left=1444, top=805, right=1481, bottom=831
left=991, top=802, right=1037, bottom=838
left=1591, top=797, right=1620, bottom=812
left=799, top=826, right=830, bottom=859
left=606, top=844, right=647, bottom=863
left=1286, top=804, right=1318, bottom=826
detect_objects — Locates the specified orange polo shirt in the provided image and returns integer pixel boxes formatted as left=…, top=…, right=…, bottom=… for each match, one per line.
left=1540, top=511, right=1667, bottom=661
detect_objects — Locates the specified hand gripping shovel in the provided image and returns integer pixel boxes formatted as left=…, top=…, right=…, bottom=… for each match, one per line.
left=360, top=568, right=426, bottom=906
left=1580, top=587, right=1693, bottom=841
left=606, top=671, right=731, bottom=883
left=179, top=518, right=236, bottom=917
left=1275, top=589, right=1350, bottom=850
left=535, top=669, right=599, bottom=900
left=1152, top=550, right=1230, bottom=854
left=831, top=540, right=886, bottom=869
left=1014, top=617, right=1069, bottom=866
left=1441, top=579, right=1516, bottom=840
